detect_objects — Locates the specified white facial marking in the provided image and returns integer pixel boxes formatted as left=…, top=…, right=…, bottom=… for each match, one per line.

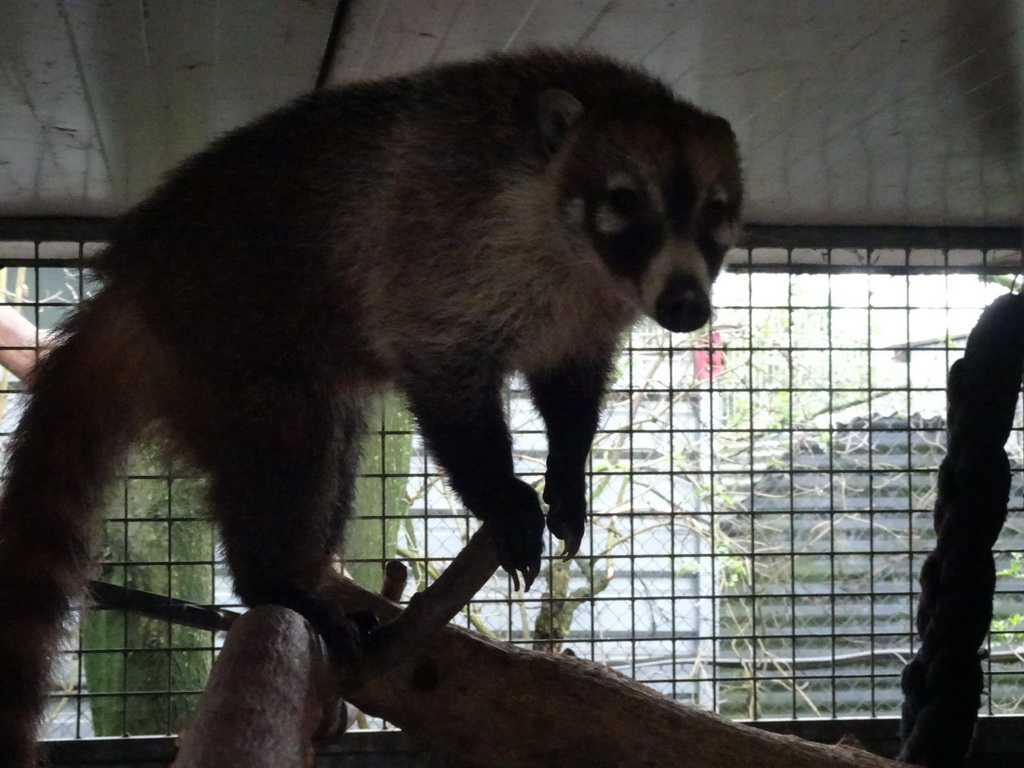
left=639, top=241, right=711, bottom=316
left=593, top=203, right=628, bottom=235
left=563, top=197, right=586, bottom=229
left=715, top=220, right=740, bottom=249
left=594, top=172, right=641, bottom=236
left=706, top=183, right=737, bottom=249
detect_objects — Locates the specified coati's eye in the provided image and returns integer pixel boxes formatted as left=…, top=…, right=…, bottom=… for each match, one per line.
left=606, top=185, right=643, bottom=219
left=705, top=198, right=727, bottom=223
left=593, top=182, right=645, bottom=236
left=701, top=187, right=739, bottom=250
left=703, top=188, right=730, bottom=227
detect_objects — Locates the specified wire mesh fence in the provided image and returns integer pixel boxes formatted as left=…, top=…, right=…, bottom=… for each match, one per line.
left=0, top=227, right=1021, bottom=745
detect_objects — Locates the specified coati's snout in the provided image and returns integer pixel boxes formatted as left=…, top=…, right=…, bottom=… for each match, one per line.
left=636, top=239, right=717, bottom=333
left=654, top=272, right=711, bottom=333
left=546, top=91, right=740, bottom=337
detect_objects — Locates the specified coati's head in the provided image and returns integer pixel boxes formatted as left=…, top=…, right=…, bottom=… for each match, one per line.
left=540, top=87, right=742, bottom=333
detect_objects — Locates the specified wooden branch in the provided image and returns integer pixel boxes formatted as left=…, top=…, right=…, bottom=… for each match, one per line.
left=365, top=527, right=499, bottom=667
left=171, top=606, right=342, bottom=768
left=174, top=530, right=915, bottom=767
left=320, top=535, right=917, bottom=768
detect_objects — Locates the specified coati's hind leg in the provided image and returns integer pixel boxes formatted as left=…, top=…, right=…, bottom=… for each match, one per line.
left=175, top=374, right=366, bottom=656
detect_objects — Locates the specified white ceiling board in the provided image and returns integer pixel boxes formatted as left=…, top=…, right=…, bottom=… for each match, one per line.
left=1, top=0, right=1020, bottom=228
left=0, top=0, right=336, bottom=217
left=500, top=1, right=612, bottom=50
left=330, top=0, right=1024, bottom=228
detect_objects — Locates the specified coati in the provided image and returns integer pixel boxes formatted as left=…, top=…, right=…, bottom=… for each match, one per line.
left=0, top=49, right=741, bottom=766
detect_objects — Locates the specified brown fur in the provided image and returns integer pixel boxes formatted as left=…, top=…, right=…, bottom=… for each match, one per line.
left=0, top=49, right=741, bottom=766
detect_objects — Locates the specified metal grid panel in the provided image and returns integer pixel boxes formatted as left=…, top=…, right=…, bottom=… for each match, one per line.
left=0, top=227, right=1021, bottom=744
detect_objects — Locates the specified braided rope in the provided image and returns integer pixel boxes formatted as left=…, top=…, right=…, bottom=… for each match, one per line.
left=899, top=292, right=1024, bottom=767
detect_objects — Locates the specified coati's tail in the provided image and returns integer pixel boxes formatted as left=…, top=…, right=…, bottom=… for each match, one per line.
left=0, top=291, right=149, bottom=768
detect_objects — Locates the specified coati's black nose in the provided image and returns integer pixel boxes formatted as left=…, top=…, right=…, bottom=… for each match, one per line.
left=654, top=273, right=711, bottom=333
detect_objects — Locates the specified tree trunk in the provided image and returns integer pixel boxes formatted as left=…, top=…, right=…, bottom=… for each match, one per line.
left=82, top=445, right=213, bottom=737
left=345, top=395, right=413, bottom=592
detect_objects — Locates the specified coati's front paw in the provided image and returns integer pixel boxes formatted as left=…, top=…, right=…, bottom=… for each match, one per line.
left=487, top=479, right=545, bottom=592
left=545, top=499, right=586, bottom=560
left=543, top=467, right=587, bottom=560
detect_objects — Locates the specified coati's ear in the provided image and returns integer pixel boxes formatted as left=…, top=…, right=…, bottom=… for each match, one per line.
left=538, top=88, right=583, bottom=156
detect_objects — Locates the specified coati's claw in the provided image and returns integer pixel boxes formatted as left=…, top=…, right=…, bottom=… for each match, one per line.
left=523, top=562, right=539, bottom=590
left=498, top=552, right=541, bottom=593
left=559, top=534, right=582, bottom=561
left=542, top=464, right=587, bottom=560
left=500, top=561, right=540, bottom=592
left=487, top=480, right=545, bottom=592
left=549, top=519, right=583, bottom=560
left=545, top=497, right=586, bottom=561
